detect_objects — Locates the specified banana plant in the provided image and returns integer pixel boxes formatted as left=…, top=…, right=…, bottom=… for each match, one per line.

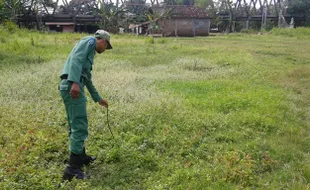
left=97, top=0, right=128, bottom=33
left=3, top=0, right=23, bottom=21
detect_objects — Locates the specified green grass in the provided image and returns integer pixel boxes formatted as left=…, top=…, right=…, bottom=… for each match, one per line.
left=270, top=27, right=310, bottom=39
left=0, top=25, right=309, bottom=189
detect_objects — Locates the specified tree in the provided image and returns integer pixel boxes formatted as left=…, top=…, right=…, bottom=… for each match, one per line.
left=286, top=0, right=310, bottom=25
left=124, top=0, right=147, bottom=15
left=163, top=0, right=194, bottom=5
left=98, top=1, right=119, bottom=33
left=1, top=0, right=24, bottom=21
left=0, top=0, right=9, bottom=22
left=182, top=0, right=194, bottom=5
left=195, top=0, right=214, bottom=9
left=59, top=0, right=98, bottom=15
left=122, top=0, right=148, bottom=23
left=163, top=0, right=176, bottom=5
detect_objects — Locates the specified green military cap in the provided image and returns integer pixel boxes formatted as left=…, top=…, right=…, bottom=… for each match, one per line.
left=94, top=29, right=112, bottom=49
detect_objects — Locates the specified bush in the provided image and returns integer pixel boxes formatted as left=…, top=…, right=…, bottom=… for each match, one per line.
left=145, top=36, right=155, bottom=44
left=157, top=38, right=167, bottom=44
left=270, top=27, right=310, bottom=38
left=3, top=21, right=19, bottom=33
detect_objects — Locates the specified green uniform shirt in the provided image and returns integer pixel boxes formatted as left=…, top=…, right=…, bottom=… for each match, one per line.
left=60, top=36, right=102, bottom=102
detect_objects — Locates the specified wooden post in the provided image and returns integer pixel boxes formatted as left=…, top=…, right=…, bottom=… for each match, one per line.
left=232, top=21, right=236, bottom=32
left=246, top=18, right=250, bottom=30
left=193, top=19, right=196, bottom=37
left=261, top=6, right=267, bottom=30
left=174, top=19, right=178, bottom=37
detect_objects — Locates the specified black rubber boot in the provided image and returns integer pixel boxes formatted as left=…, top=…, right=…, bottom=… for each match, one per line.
left=63, top=153, right=89, bottom=181
left=82, top=148, right=96, bottom=166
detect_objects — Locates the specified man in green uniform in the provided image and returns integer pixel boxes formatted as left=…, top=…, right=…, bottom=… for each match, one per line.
left=59, top=30, right=112, bottom=180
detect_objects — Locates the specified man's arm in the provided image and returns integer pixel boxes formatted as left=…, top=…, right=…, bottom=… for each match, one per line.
left=85, top=77, right=102, bottom=103
left=85, top=78, right=108, bottom=108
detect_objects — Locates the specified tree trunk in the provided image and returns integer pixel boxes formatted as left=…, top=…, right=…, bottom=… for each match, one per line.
left=53, top=0, right=59, bottom=15
left=42, top=3, right=50, bottom=14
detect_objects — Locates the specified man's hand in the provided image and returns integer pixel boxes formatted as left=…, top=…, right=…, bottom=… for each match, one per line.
left=98, top=99, right=108, bottom=108
left=70, top=82, right=80, bottom=99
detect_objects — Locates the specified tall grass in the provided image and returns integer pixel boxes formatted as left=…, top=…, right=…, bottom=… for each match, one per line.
left=0, top=26, right=310, bottom=189
left=270, top=27, right=310, bottom=38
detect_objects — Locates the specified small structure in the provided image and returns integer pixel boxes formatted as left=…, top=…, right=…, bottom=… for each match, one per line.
left=45, top=22, right=75, bottom=32
left=159, top=6, right=210, bottom=37
left=18, top=14, right=101, bottom=33
left=128, top=21, right=150, bottom=35
left=130, top=6, right=210, bottom=37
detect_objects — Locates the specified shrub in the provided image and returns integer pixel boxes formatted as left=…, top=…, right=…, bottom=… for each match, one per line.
left=270, top=27, right=310, bottom=38
left=3, top=21, right=19, bottom=33
left=145, top=36, right=155, bottom=44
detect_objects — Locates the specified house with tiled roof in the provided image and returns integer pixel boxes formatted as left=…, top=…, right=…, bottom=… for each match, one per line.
left=128, top=6, right=210, bottom=37
left=159, top=6, right=210, bottom=36
left=144, top=6, right=210, bottom=37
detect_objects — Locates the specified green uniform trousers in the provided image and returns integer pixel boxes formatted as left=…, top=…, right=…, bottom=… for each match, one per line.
left=59, top=79, right=88, bottom=155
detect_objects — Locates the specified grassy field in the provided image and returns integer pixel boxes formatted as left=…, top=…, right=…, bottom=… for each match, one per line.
left=0, top=25, right=309, bottom=189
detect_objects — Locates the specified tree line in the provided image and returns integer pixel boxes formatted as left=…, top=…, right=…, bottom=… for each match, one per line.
left=0, top=0, right=309, bottom=31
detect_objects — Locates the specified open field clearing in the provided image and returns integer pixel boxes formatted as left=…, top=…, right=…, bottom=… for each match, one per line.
left=0, top=26, right=309, bottom=189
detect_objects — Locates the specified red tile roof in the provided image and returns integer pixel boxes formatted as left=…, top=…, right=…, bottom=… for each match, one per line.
left=171, top=7, right=209, bottom=18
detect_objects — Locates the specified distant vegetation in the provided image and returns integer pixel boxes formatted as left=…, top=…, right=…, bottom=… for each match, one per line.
left=0, top=0, right=310, bottom=33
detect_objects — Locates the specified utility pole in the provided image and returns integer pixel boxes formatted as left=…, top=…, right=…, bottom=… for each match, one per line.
left=261, top=6, right=267, bottom=30
left=246, top=17, right=250, bottom=30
